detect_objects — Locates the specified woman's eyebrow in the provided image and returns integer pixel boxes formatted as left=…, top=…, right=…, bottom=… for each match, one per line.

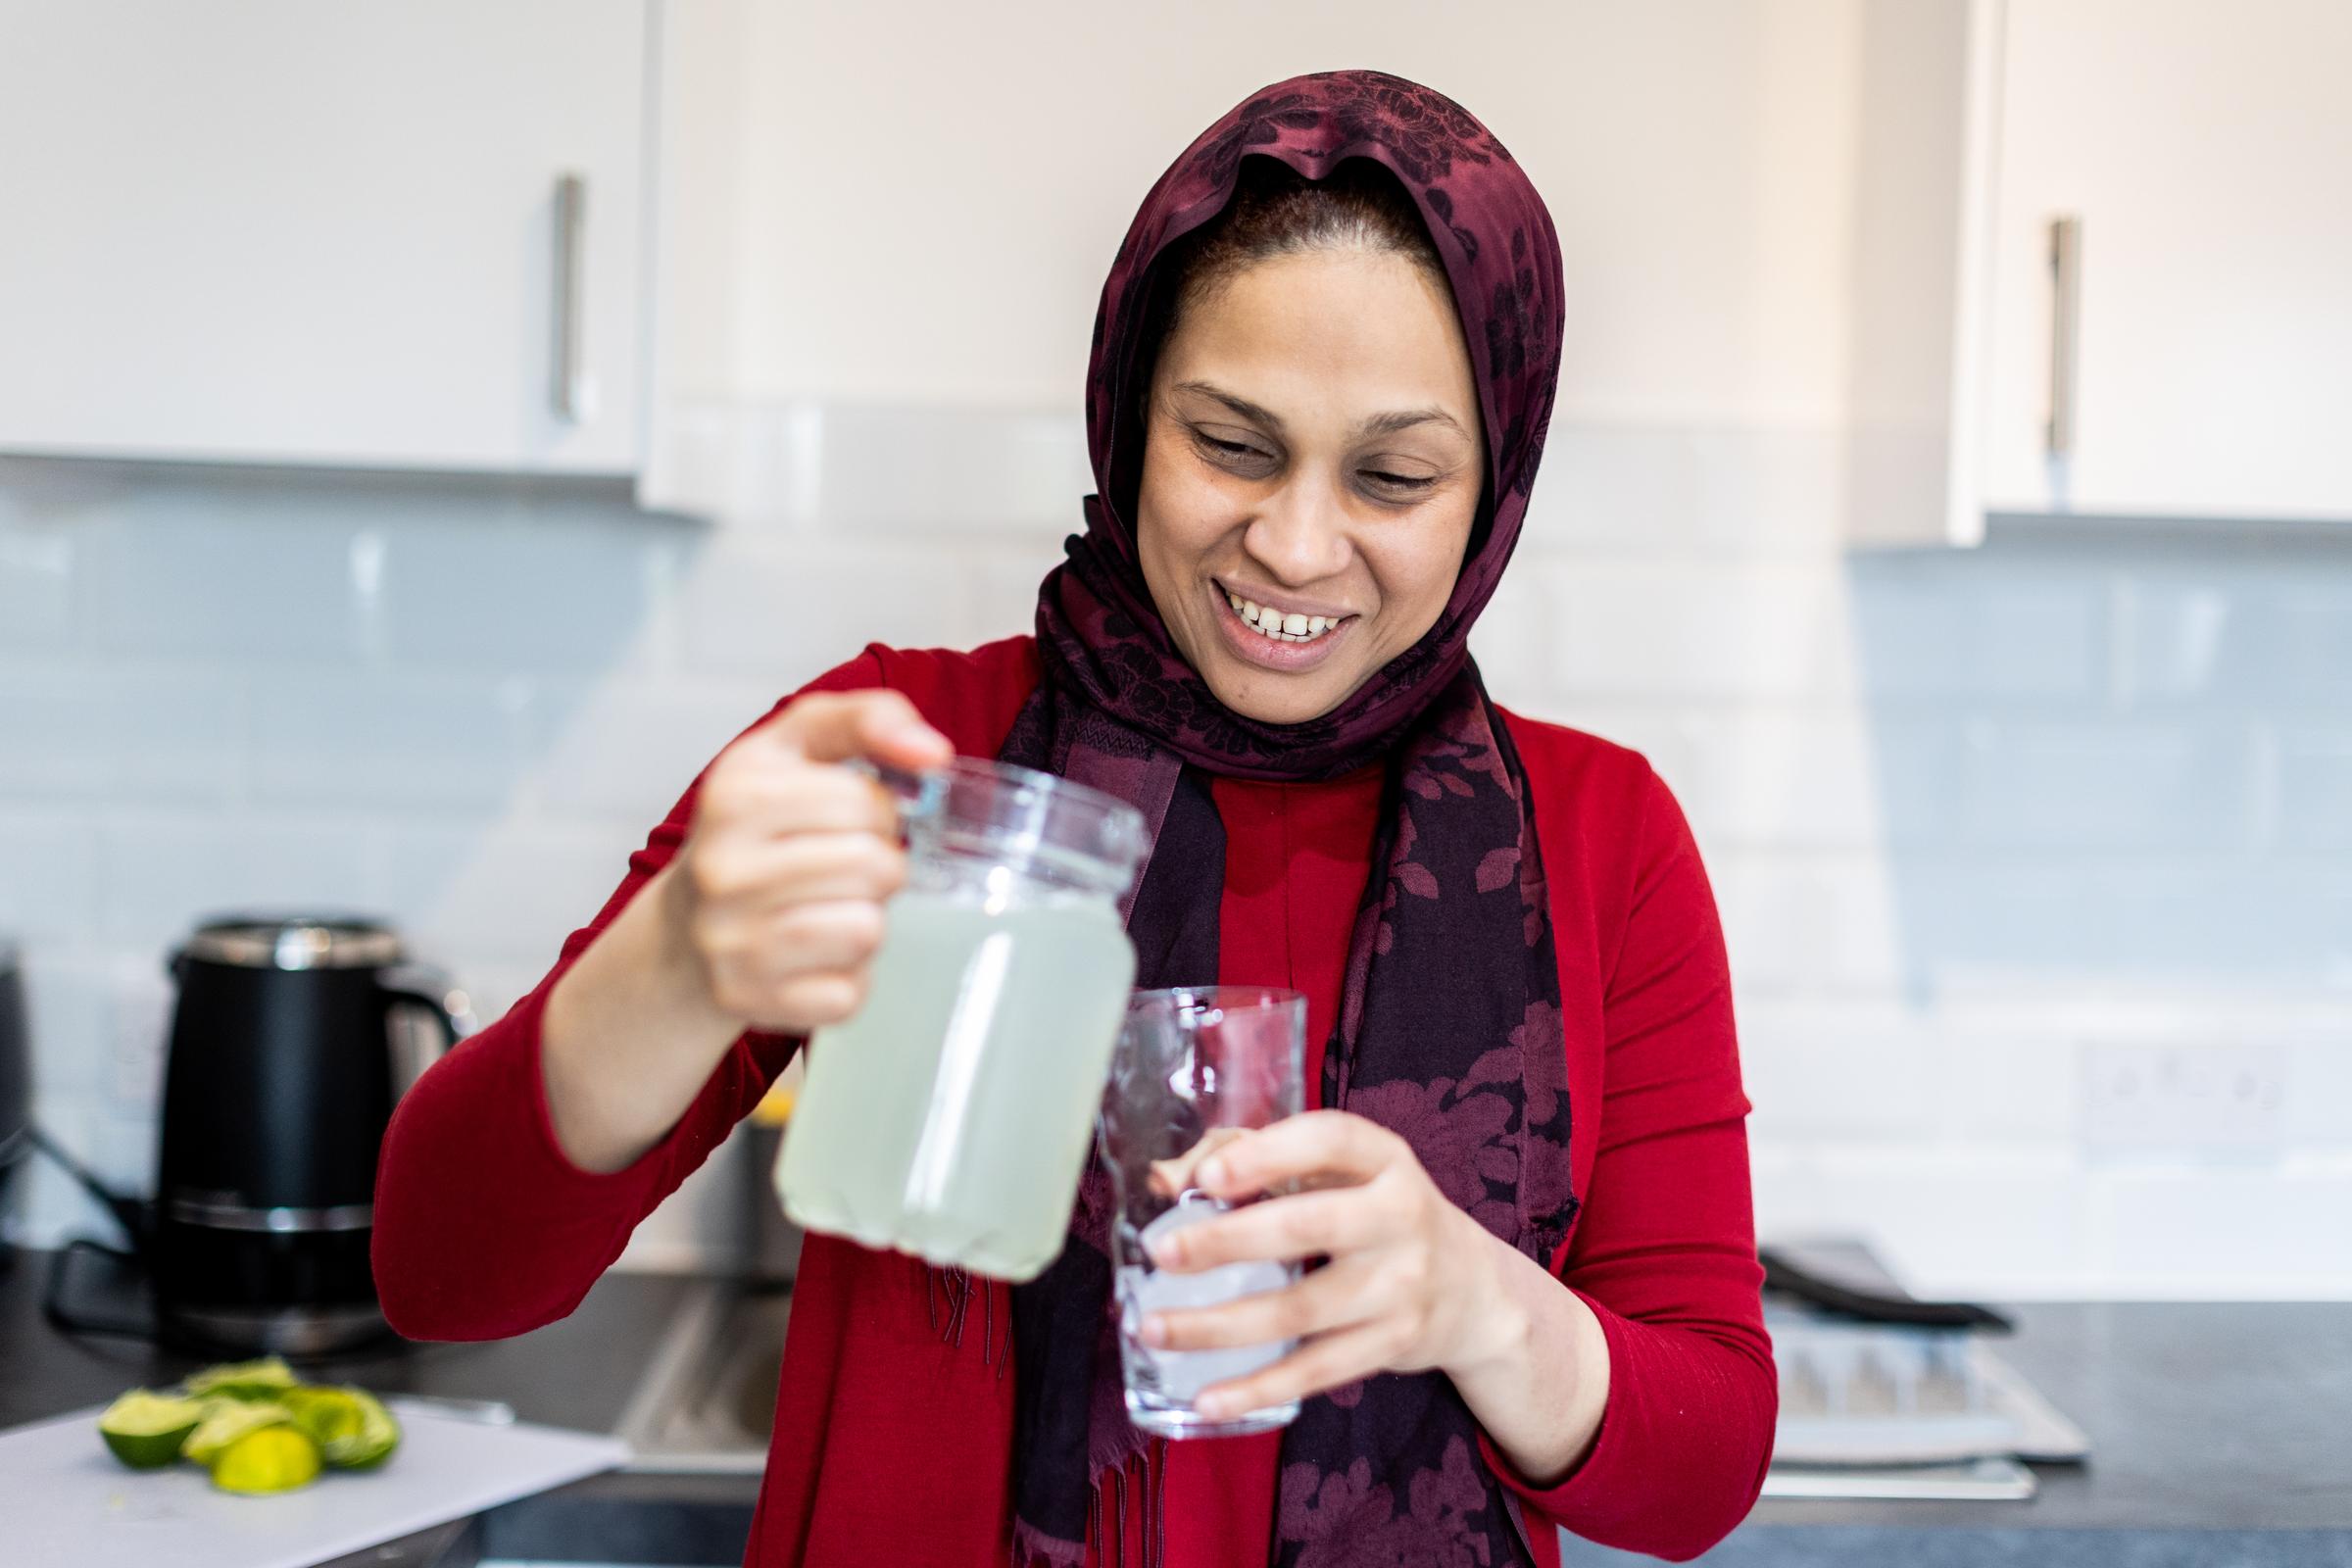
left=1176, top=380, right=1285, bottom=431
left=1174, top=380, right=1465, bottom=441
left=1354, top=406, right=1465, bottom=440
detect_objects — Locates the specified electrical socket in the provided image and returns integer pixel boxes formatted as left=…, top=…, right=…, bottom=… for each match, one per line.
left=2079, top=1039, right=2289, bottom=1157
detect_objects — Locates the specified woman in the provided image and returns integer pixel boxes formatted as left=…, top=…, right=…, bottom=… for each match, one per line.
left=375, top=71, right=1775, bottom=1568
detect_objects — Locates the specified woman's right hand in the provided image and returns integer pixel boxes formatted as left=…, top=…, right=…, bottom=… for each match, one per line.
left=665, top=689, right=954, bottom=1034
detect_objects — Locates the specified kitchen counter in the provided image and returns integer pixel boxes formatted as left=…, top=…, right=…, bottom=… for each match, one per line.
left=0, top=1247, right=694, bottom=1435
left=5, top=1248, right=2350, bottom=1566
left=1590, top=1297, right=2352, bottom=1566
left=0, top=1246, right=750, bottom=1566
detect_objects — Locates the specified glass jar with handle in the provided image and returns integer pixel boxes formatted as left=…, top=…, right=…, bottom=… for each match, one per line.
left=775, top=758, right=1148, bottom=1282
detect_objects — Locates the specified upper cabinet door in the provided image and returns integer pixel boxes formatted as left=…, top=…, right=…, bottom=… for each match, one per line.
left=1978, top=0, right=2352, bottom=522
left=0, top=1, right=646, bottom=474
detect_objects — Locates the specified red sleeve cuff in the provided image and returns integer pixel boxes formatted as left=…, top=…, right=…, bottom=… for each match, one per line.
left=1475, top=1291, right=1773, bottom=1558
left=1477, top=1288, right=1634, bottom=1512
left=509, top=978, right=685, bottom=1207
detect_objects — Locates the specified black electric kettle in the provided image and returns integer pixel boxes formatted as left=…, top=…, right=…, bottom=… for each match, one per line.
left=152, top=914, right=465, bottom=1354
left=0, top=939, right=27, bottom=1273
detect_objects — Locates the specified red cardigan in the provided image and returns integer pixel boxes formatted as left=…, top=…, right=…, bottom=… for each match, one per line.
left=373, top=637, right=1776, bottom=1565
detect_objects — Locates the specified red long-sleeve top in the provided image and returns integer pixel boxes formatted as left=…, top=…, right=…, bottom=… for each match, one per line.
left=373, top=636, right=1775, bottom=1566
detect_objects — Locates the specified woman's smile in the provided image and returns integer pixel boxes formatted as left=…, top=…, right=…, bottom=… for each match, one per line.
left=1209, top=577, right=1357, bottom=672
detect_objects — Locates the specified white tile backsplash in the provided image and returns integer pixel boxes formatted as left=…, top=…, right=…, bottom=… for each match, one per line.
left=376, top=510, right=670, bottom=677
left=0, top=812, right=99, bottom=939
left=251, top=672, right=536, bottom=808
left=1529, top=424, right=1847, bottom=558
left=2, top=428, right=2348, bottom=1297
left=2276, top=730, right=2352, bottom=851
left=1750, top=1145, right=2097, bottom=1298
left=0, top=526, right=74, bottom=649
left=2116, top=565, right=2352, bottom=710
left=673, top=540, right=989, bottom=684
left=528, top=678, right=777, bottom=819
left=0, top=668, right=245, bottom=801
left=81, top=507, right=363, bottom=663
left=1845, top=557, right=2110, bottom=703
left=1737, top=998, right=1936, bottom=1142
left=1955, top=719, right=2263, bottom=852
left=96, top=814, right=375, bottom=948
left=375, top=816, right=653, bottom=969
left=1673, top=709, right=1960, bottom=851
left=2087, top=1160, right=2352, bottom=1298
left=1544, top=559, right=1858, bottom=699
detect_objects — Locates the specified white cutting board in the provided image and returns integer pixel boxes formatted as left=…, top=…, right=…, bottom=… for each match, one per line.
left=0, top=1402, right=630, bottom=1568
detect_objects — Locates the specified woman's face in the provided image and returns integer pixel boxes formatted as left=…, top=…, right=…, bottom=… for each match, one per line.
left=1135, top=248, right=1485, bottom=727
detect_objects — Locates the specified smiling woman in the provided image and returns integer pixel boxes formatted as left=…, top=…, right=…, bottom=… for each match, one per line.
left=371, top=69, right=1774, bottom=1568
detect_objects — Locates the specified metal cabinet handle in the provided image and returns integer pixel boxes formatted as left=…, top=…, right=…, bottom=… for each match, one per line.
left=553, top=172, right=588, bottom=422
left=2046, top=214, right=2082, bottom=459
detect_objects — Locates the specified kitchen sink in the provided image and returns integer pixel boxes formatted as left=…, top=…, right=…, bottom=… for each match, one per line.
left=612, top=1278, right=790, bottom=1474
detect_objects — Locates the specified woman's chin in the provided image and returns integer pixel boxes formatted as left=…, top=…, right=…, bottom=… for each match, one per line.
left=1201, top=658, right=1359, bottom=726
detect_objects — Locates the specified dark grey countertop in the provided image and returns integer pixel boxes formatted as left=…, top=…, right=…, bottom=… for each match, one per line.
left=1575, top=1298, right=2352, bottom=1566
left=0, top=1247, right=697, bottom=1434
left=7, top=1248, right=2350, bottom=1566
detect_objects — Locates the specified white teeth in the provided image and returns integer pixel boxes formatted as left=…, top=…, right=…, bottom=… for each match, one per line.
left=1223, top=587, right=1343, bottom=644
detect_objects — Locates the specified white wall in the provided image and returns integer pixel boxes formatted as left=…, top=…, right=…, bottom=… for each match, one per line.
left=4, top=1, right=2349, bottom=1296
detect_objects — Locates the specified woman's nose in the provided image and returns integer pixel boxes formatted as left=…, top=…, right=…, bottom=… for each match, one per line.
left=1242, top=478, right=1353, bottom=586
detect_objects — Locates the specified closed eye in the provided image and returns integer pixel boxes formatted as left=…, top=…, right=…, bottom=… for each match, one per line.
left=1192, top=428, right=1277, bottom=471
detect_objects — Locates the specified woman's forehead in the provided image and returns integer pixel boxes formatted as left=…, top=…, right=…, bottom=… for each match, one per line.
left=1156, top=252, right=1481, bottom=437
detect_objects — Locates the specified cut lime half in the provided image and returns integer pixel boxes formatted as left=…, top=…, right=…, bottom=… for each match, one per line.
left=209, top=1425, right=322, bottom=1495
left=181, top=1355, right=300, bottom=1401
left=286, top=1385, right=402, bottom=1469
left=96, top=1390, right=207, bottom=1468
left=182, top=1398, right=296, bottom=1466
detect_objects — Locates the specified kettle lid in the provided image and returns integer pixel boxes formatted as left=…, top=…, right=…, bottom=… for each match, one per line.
left=184, top=914, right=403, bottom=971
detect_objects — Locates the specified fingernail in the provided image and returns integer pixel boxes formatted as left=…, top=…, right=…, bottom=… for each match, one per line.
left=1198, top=1157, right=1229, bottom=1190
left=1196, top=1392, right=1235, bottom=1420
left=1140, top=1315, right=1169, bottom=1348
left=1148, top=1235, right=1181, bottom=1268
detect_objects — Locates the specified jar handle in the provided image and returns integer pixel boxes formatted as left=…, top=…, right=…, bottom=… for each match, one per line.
left=844, top=758, right=949, bottom=832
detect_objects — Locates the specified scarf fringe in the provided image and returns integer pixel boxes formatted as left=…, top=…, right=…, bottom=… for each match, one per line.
left=922, top=1260, right=1014, bottom=1377
left=1008, top=1443, right=1165, bottom=1568
left=1010, top=1516, right=1088, bottom=1568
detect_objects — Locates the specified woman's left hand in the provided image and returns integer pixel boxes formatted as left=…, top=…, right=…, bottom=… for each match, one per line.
left=1139, top=1108, right=1526, bottom=1423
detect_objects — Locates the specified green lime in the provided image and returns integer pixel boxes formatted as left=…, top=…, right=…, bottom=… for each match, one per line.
left=181, top=1355, right=300, bottom=1401
left=208, top=1425, right=322, bottom=1495
left=96, top=1389, right=208, bottom=1468
left=182, top=1398, right=295, bottom=1466
left=285, top=1386, right=401, bottom=1469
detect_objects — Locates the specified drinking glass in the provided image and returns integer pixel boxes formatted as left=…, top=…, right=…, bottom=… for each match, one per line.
left=1102, top=986, right=1306, bottom=1438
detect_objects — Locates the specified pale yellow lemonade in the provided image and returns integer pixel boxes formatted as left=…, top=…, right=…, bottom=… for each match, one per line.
left=775, top=886, right=1138, bottom=1281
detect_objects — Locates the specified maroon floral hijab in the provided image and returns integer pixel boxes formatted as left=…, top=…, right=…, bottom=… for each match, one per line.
left=997, top=71, right=1576, bottom=1567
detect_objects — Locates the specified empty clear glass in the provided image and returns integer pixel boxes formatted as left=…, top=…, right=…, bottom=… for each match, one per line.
left=1102, top=986, right=1307, bottom=1439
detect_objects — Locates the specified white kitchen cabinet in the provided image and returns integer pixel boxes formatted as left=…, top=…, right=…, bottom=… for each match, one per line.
left=0, top=1, right=648, bottom=475
left=1847, top=0, right=2352, bottom=544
